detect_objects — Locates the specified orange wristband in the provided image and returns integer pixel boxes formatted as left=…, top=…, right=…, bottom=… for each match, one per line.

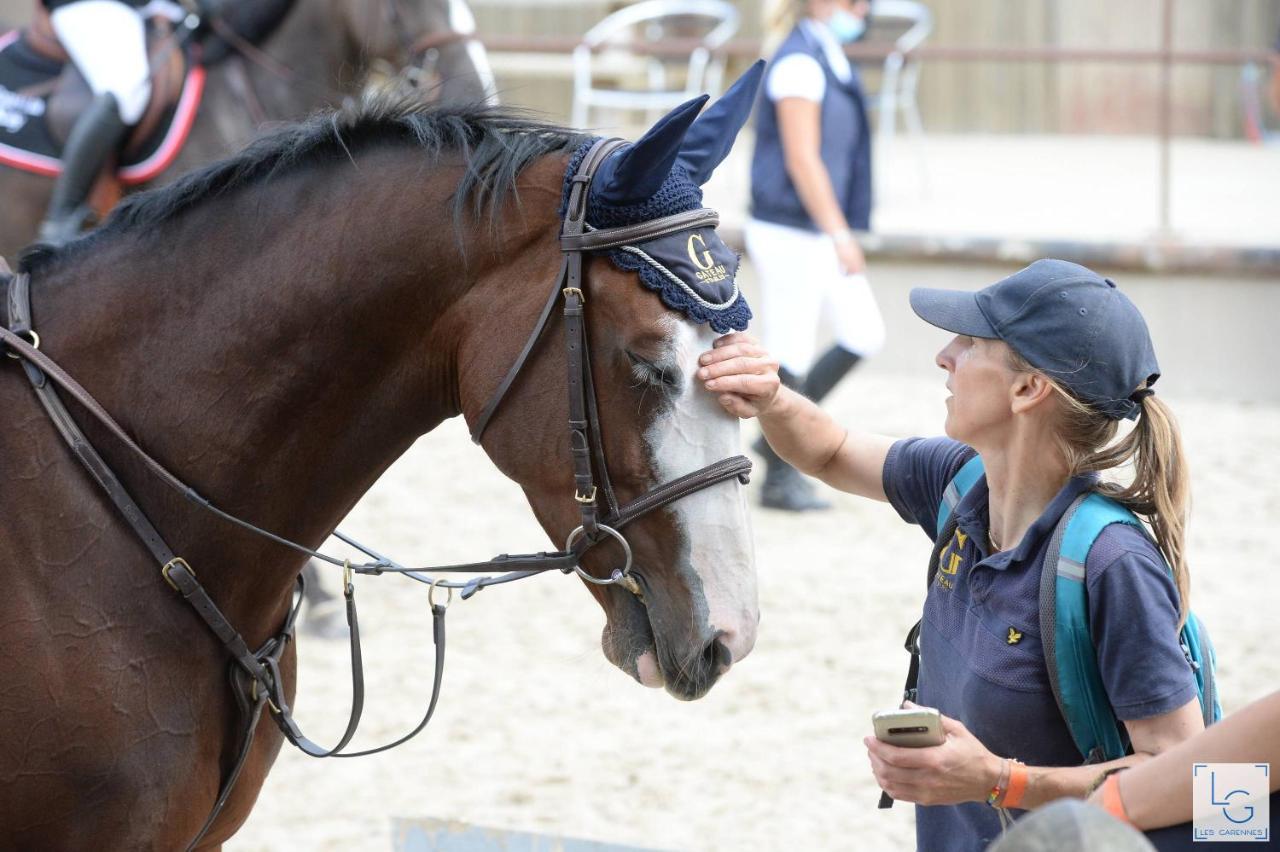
left=1001, top=760, right=1029, bottom=809
left=1099, top=773, right=1132, bottom=825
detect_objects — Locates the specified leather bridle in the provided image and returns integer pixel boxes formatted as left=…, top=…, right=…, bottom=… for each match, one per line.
left=379, top=0, right=479, bottom=94
left=0, top=137, right=751, bottom=848
left=469, top=136, right=752, bottom=591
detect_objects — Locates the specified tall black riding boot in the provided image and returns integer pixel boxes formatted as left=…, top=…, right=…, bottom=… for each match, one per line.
left=37, top=93, right=128, bottom=247
left=753, top=366, right=831, bottom=511
left=801, top=344, right=862, bottom=403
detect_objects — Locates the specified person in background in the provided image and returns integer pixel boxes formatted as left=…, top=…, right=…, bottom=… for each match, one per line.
left=746, top=0, right=885, bottom=511
left=35, top=0, right=238, bottom=245
left=36, top=0, right=153, bottom=245
left=988, top=689, right=1280, bottom=850
left=1270, top=24, right=1280, bottom=118
left=1087, top=688, right=1280, bottom=850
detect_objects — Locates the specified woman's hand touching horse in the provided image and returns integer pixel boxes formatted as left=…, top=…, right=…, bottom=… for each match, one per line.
left=698, top=332, right=783, bottom=418
left=698, top=332, right=893, bottom=501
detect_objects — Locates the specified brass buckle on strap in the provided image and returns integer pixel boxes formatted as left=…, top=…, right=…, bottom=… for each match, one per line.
left=4, top=329, right=39, bottom=360
left=162, top=556, right=194, bottom=591
left=250, top=678, right=282, bottom=715
left=574, top=486, right=597, bottom=504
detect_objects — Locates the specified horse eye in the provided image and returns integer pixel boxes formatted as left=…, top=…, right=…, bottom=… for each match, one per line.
left=626, top=351, right=682, bottom=393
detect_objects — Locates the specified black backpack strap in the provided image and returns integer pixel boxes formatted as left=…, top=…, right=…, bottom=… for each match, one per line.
left=878, top=512, right=960, bottom=809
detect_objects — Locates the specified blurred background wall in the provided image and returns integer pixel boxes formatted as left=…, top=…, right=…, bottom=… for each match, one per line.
left=4, top=0, right=1275, bottom=137
left=463, top=0, right=1278, bottom=137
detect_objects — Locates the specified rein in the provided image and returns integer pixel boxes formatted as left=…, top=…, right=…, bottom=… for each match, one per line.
left=0, top=138, right=750, bottom=848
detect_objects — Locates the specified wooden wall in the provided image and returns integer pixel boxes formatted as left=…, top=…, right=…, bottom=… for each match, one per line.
left=907, top=0, right=1279, bottom=137
left=469, top=0, right=1280, bottom=138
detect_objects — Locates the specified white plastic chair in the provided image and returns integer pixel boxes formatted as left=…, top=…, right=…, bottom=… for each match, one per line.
left=571, top=0, right=740, bottom=129
left=869, top=1, right=932, bottom=144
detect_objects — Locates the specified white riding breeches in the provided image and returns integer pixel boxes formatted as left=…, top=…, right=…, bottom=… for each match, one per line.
left=745, top=217, right=887, bottom=376
left=50, top=0, right=151, bottom=124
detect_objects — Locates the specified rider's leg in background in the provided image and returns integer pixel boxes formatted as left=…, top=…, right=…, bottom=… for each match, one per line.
left=803, top=268, right=886, bottom=399
left=745, top=218, right=834, bottom=512
left=39, top=0, right=150, bottom=246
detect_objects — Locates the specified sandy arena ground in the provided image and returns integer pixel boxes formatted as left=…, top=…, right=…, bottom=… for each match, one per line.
left=227, top=333, right=1280, bottom=851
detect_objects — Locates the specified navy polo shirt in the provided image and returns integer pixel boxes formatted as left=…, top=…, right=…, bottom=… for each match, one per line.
left=882, top=437, right=1199, bottom=852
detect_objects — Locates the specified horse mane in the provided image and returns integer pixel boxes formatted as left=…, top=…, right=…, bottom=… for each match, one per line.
left=21, top=96, right=587, bottom=273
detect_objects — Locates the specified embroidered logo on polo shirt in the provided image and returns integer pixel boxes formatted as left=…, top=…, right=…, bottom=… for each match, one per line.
left=935, top=530, right=967, bottom=590
left=1007, top=627, right=1023, bottom=645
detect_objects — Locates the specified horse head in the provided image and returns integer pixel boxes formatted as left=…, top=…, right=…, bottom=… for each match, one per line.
left=335, top=0, right=497, bottom=103
left=467, top=63, right=765, bottom=701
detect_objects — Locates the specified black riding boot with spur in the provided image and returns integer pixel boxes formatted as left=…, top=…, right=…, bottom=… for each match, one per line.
left=754, top=346, right=862, bottom=512
left=37, top=93, right=128, bottom=247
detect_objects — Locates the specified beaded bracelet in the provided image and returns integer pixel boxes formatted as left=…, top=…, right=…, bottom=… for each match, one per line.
left=986, top=759, right=1028, bottom=809
left=986, top=758, right=1012, bottom=807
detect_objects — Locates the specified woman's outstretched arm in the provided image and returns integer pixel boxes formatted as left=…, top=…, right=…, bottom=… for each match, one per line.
left=700, top=332, right=894, bottom=500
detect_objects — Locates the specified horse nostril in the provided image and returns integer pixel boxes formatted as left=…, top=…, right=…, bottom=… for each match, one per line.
left=706, top=633, right=733, bottom=674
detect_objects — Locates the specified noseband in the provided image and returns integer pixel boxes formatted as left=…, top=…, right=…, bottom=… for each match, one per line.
left=0, top=139, right=751, bottom=848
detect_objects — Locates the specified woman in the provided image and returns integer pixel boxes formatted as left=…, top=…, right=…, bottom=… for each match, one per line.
left=36, top=0, right=153, bottom=245
left=699, top=259, right=1205, bottom=850
left=746, top=0, right=885, bottom=511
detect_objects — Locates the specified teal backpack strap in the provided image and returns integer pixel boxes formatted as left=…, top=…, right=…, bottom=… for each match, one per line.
left=1040, top=492, right=1137, bottom=764
left=1043, top=492, right=1223, bottom=764
left=1183, top=612, right=1224, bottom=726
left=936, top=453, right=985, bottom=538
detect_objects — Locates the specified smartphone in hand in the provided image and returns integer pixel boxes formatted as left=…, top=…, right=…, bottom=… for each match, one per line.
left=872, top=706, right=945, bottom=747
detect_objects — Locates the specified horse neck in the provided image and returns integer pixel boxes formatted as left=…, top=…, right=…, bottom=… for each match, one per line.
left=29, top=146, right=554, bottom=627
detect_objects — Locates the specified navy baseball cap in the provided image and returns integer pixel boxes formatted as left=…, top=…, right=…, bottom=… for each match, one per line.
left=909, top=260, right=1159, bottom=420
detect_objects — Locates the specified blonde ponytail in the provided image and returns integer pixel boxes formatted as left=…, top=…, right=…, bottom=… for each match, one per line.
left=1008, top=352, right=1191, bottom=626
left=762, top=0, right=805, bottom=53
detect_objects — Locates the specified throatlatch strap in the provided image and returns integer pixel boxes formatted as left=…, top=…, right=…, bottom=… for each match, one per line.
left=470, top=257, right=569, bottom=444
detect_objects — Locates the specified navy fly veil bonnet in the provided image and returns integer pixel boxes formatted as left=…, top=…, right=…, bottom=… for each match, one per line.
left=559, top=61, right=765, bottom=334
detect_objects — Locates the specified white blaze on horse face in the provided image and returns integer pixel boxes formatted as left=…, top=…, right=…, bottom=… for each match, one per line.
left=645, top=319, right=758, bottom=671
left=446, top=0, right=499, bottom=104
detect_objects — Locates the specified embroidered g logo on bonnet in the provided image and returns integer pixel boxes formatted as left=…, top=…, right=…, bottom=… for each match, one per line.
left=560, top=61, right=764, bottom=334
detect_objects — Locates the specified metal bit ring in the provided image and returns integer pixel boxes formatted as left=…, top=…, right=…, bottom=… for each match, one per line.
left=564, top=524, right=633, bottom=586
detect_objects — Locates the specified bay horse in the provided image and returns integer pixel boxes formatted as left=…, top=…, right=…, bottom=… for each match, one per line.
left=0, top=0, right=497, bottom=256
left=0, top=65, right=763, bottom=848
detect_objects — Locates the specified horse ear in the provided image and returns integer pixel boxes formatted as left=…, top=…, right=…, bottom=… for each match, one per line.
left=591, top=93, right=709, bottom=207
left=675, top=60, right=766, bottom=186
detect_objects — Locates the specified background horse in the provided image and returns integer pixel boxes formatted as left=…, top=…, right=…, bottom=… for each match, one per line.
left=0, top=67, right=761, bottom=848
left=0, top=0, right=497, bottom=256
